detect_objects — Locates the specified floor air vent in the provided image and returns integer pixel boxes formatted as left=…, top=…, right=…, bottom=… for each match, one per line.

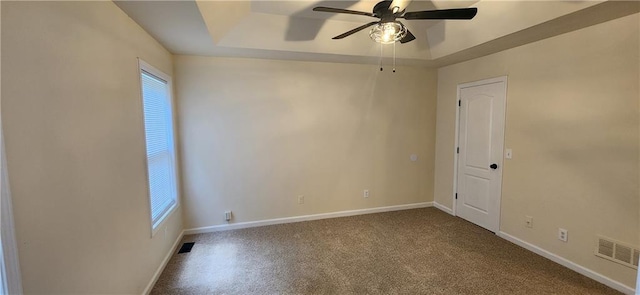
left=595, top=236, right=638, bottom=269
left=178, top=242, right=195, bottom=254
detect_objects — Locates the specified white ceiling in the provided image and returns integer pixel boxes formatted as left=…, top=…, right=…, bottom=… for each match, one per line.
left=114, top=0, right=640, bottom=67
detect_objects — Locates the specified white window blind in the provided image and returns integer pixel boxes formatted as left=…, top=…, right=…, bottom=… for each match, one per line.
left=140, top=63, right=177, bottom=231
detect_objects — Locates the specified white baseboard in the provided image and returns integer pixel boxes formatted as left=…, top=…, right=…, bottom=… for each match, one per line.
left=433, top=202, right=454, bottom=215
left=497, top=231, right=635, bottom=295
left=142, top=229, right=185, bottom=295
left=184, top=202, right=433, bottom=235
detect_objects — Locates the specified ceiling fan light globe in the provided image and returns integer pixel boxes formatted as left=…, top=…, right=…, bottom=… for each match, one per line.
left=369, top=22, right=407, bottom=44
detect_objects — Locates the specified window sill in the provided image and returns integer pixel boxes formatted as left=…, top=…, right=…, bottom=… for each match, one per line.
left=150, top=203, right=179, bottom=238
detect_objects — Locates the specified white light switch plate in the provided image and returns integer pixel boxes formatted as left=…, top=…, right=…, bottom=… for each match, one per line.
left=505, top=149, right=512, bottom=159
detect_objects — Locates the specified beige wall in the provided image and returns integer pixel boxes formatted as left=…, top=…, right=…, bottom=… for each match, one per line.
left=1, top=2, right=182, bottom=293
left=175, top=56, right=437, bottom=229
left=434, top=14, right=639, bottom=288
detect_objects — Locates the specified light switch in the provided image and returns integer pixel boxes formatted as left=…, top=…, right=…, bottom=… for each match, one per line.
left=505, top=149, right=512, bottom=159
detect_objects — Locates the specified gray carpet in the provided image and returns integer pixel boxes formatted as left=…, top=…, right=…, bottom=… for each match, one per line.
left=151, top=208, right=621, bottom=294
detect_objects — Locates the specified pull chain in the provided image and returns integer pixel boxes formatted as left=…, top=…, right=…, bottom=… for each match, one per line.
left=393, top=41, right=396, bottom=73
left=379, top=42, right=383, bottom=71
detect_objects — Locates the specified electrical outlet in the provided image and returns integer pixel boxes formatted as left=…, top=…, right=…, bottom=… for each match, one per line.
left=525, top=216, right=533, bottom=228
left=298, top=195, right=304, bottom=204
left=364, top=189, right=369, bottom=198
left=558, top=228, right=568, bottom=242
left=224, top=211, right=232, bottom=222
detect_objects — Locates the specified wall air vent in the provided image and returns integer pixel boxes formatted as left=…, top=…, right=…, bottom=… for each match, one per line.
left=595, top=236, right=638, bottom=269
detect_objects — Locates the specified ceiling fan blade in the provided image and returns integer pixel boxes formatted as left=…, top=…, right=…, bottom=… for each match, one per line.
left=313, top=7, right=376, bottom=17
left=399, top=29, right=415, bottom=44
left=332, top=21, right=379, bottom=39
left=402, top=8, right=478, bottom=20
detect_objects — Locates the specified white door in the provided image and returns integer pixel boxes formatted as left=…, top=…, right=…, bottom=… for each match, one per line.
left=455, top=77, right=507, bottom=233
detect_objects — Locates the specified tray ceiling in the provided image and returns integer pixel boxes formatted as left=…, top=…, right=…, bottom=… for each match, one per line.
left=114, top=0, right=639, bottom=67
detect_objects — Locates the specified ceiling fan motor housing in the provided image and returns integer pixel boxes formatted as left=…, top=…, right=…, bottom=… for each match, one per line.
left=373, top=0, right=404, bottom=22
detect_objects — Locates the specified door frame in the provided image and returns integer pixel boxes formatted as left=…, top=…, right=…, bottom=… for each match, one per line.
left=452, top=76, right=508, bottom=227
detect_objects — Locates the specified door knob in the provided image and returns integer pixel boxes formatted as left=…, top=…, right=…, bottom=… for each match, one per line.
left=490, top=163, right=498, bottom=169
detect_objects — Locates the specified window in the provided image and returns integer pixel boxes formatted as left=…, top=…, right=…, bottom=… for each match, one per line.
left=2, top=130, right=23, bottom=294
left=139, top=59, right=178, bottom=233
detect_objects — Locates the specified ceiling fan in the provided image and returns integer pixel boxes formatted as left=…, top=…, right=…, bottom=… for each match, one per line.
left=313, top=0, right=478, bottom=44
